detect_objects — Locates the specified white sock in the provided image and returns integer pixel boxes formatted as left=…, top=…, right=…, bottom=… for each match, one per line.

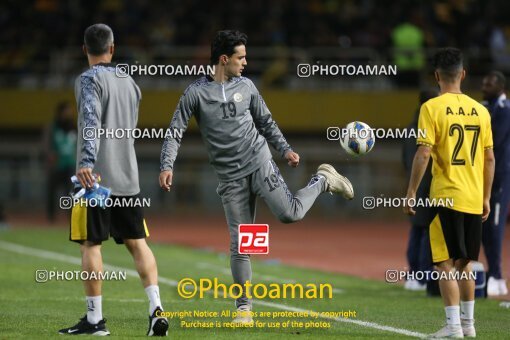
left=460, top=300, right=475, bottom=321
left=145, top=285, right=162, bottom=314
left=445, top=306, right=461, bottom=326
left=86, top=296, right=103, bottom=324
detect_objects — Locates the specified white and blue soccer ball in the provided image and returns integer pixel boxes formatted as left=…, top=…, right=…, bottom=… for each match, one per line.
left=340, top=121, right=375, bottom=156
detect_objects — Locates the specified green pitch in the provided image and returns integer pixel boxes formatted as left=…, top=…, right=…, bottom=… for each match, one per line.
left=0, top=228, right=507, bottom=339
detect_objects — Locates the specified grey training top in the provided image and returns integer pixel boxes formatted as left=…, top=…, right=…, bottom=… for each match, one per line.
left=75, top=63, right=141, bottom=195
left=160, top=75, right=292, bottom=181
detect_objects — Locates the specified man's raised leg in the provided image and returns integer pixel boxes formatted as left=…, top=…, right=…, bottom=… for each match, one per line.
left=252, top=160, right=352, bottom=223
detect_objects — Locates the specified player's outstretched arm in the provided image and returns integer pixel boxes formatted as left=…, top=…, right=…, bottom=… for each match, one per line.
left=482, top=148, right=495, bottom=221
left=248, top=81, right=293, bottom=160
left=159, top=88, right=197, bottom=191
left=404, top=145, right=431, bottom=216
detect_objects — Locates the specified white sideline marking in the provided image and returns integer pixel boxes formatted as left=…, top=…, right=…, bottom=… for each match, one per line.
left=196, top=262, right=344, bottom=294
left=255, top=300, right=426, bottom=338
left=0, top=240, right=426, bottom=338
left=7, top=297, right=147, bottom=303
left=0, top=240, right=178, bottom=286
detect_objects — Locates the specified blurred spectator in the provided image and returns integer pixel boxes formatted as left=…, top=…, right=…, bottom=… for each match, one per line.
left=402, top=89, right=438, bottom=291
left=489, top=23, right=510, bottom=72
left=44, top=101, right=76, bottom=221
left=480, top=71, right=510, bottom=296
left=391, top=9, right=425, bottom=87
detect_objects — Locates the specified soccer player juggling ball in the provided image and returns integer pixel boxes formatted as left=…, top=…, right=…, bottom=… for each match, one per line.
left=160, top=30, right=354, bottom=323
left=404, top=48, right=495, bottom=338
left=59, top=24, right=168, bottom=336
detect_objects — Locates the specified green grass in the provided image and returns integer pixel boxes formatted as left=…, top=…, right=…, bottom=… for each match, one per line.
left=0, top=228, right=507, bottom=339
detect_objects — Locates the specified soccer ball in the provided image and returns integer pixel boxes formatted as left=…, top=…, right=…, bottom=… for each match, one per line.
left=340, top=121, right=375, bottom=156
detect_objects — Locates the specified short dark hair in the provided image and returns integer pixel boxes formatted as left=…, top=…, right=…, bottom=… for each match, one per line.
left=210, top=30, right=247, bottom=65
left=487, top=70, right=506, bottom=88
left=84, top=24, right=114, bottom=56
left=432, top=47, right=464, bottom=82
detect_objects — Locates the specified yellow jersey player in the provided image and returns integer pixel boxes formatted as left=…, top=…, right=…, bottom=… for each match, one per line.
left=404, top=48, right=495, bottom=338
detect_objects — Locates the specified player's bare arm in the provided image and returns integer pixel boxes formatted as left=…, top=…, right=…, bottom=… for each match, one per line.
left=404, top=145, right=431, bottom=215
left=482, top=148, right=495, bottom=221
left=159, top=87, right=196, bottom=192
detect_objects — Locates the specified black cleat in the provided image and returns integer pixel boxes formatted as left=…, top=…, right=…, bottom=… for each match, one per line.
left=58, top=315, right=110, bottom=336
left=147, top=307, right=168, bottom=336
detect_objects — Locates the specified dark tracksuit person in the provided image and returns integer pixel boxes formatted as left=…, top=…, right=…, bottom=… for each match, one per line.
left=402, top=90, right=437, bottom=290
left=481, top=71, right=510, bottom=296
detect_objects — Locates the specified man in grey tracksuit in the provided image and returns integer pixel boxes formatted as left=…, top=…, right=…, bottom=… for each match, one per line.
left=60, top=23, right=168, bottom=337
left=159, top=30, right=353, bottom=321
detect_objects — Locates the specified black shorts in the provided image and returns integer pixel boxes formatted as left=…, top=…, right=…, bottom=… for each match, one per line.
left=69, top=195, right=149, bottom=244
left=429, top=207, right=482, bottom=263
